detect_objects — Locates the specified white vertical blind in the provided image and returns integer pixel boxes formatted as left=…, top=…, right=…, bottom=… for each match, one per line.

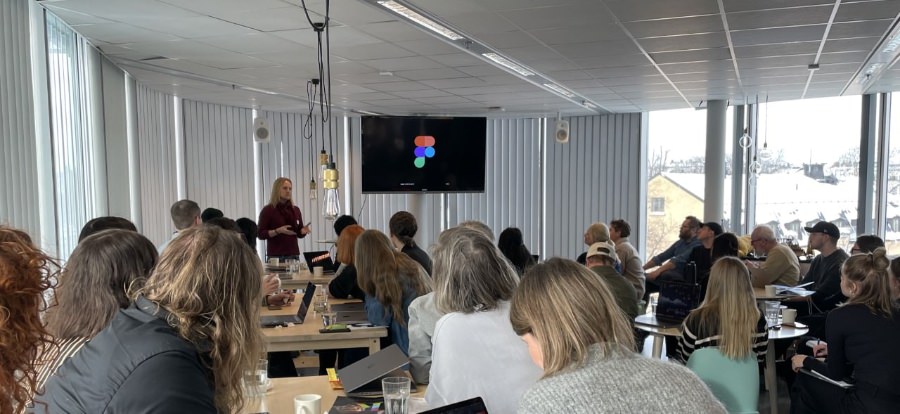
left=544, top=113, right=645, bottom=260
left=136, top=86, right=179, bottom=246
left=182, top=100, right=256, bottom=221
left=0, top=0, right=41, bottom=237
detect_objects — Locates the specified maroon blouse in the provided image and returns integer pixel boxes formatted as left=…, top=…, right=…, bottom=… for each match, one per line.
left=257, top=201, right=307, bottom=256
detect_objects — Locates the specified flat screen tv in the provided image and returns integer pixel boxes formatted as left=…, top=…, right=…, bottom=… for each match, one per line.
left=360, top=116, right=486, bottom=193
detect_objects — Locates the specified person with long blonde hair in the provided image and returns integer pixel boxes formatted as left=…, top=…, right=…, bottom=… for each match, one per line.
left=355, top=229, right=431, bottom=354
left=40, top=225, right=264, bottom=413
left=423, top=226, right=540, bottom=413
left=790, top=248, right=900, bottom=414
left=257, top=177, right=310, bottom=260
left=511, top=258, right=725, bottom=413
left=676, top=256, right=768, bottom=363
left=0, top=227, right=57, bottom=414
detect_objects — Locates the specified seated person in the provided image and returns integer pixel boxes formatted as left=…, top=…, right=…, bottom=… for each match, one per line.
left=426, top=227, right=540, bottom=412
left=498, top=227, right=536, bottom=275
left=389, top=211, right=432, bottom=275
left=644, top=216, right=702, bottom=299
left=584, top=241, right=638, bottom=321
left=744, top=225, right=799, bottom=287
left=511, top=258, right=726, bottom=413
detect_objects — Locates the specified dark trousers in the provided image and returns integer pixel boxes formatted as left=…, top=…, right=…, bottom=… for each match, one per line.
left=267, top=351, right=298, bottom=378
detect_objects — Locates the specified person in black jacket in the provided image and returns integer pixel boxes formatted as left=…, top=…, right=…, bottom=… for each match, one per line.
left=498, top=227, right=537, bottom=275
left=39, top=225, right=264, bottom=413
left=389, top=211, right=432, bottom=275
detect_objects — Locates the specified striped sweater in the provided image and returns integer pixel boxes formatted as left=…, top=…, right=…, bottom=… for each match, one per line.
left=676, top=313, right=768, bottom=363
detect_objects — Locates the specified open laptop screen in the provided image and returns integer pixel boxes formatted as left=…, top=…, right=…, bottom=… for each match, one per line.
left=303, top=250, right=337, bottom=272
left=656, top=281, right=700, bottom=323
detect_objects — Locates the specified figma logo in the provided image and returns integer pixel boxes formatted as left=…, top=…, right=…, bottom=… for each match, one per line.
left=413, top=135, right=436, bottom=168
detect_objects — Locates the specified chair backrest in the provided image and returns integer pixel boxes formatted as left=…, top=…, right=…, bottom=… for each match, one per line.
left=686, top=348, right=759, bottom=414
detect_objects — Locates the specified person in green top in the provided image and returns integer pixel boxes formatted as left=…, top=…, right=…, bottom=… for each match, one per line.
left=585, top=241, right=639, bottom=321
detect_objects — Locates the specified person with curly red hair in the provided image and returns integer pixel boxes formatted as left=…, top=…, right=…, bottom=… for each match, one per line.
left=0, top=226, right=57, bottom=414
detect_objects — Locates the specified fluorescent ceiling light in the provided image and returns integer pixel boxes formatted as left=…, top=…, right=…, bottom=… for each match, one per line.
left=543, top=83, right=575, bottom=98
left=481, top=52, right=534, bottom=76
left=582, top=101, right=597, bottom=109
left=377, top=1, right=463, bottom=41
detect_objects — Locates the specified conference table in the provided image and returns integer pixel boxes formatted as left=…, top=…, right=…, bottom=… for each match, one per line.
left=634, top=313, right=807, bottom=414
left=261, top=297, right=387, bottom=355
left=240, top=375, right=428, bottom=414
left=274, top=270, right=335, bottom=290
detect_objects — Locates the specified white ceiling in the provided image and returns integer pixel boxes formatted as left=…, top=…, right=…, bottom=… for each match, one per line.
left=39, top=0, right=900, bottom=115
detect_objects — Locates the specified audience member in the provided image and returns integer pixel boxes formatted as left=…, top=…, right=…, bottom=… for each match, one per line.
left=609, top=218, right=646, bottom=299
left=787, top=222, right=848, bottom=324
left=77, top=216, right=137, bottom=242
left=745, top=225, right=800, bottom=287
left=644, top=216, right=702, bottom=298
left=355, top=230, right=431, bottom=353
left=425, top=227, right=540, bottom=413
left=497, top=227, right=536, bottom=275
left=576, top=222, right=610, bottom=265
left=258, top=177, right=310, bottom=261
left=457, top=220, right=494, bottom=240
left=39, top=230, right=157, bottom=392
left=676, top=257, right=767, bottom=364
left=891, top=257, right=900, bottom=300
left=851, top=234, right=884, bottom=254
left=510, top=258, right=726, bottom=413
left=158, top=199, right=201, bottom=253
left=328, top=224, right=365, bottom=300
left=790, top=248, right=900, bottom=414
left=332, top=215, right=357, bottom=238
left=584, top=241, right=638, bottom=321
left=200, top=207, right=224, bottom=223
left=40, top=226, right=264, bottom=412
left=389, top=211, right=432, bottom=275
left=687, top=222, right=723, bottom=286
left=235, top=218, right=258, bottom=249
left=711, top=232, right=740, bottom=262
left=0, top=227, right=57, bottom=414
left=206, top=216, right=239, bottom=232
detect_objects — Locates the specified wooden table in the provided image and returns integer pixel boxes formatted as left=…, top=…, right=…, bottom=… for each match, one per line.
left=261, top=298, right=386, bottom=355
left=275, top=271, right=336, bottom=290
left=635, top=313, right=808, bottom=414
left=241, top=375, right=427, bottom=414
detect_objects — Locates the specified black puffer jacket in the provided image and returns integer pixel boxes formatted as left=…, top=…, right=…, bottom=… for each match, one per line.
left=38, top=296, right=216, bottom=413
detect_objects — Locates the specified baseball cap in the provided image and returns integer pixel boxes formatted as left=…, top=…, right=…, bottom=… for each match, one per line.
left=804, top=221, right=840, bottom=239
left=700, top=222, right=723, bottom=236
left=586, top=241, right=618, bottom=263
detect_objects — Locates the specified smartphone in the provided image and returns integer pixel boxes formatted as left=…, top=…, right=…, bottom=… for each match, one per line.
left=267, top=304, right=282, bottom=311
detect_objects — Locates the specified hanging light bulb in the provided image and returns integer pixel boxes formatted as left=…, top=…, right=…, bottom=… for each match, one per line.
left=322, top=157, right=340, bottom=220
left=739, top=129, right=753, bottom=149
left=319, top=149, right=328, bottom=181
left=308, top=178, right=317, bottom=200
left=749, top=156, right=762, bottom=175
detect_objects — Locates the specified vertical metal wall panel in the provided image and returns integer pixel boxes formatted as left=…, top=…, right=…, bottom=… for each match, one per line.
left=257, top=111, right=346, bottom=253
left=136, top=85, right=178, bottom=246
left=182, top=100, right=255, bottom=222
left=545, top=114, right=644, bottom=260
left=0, top=0, right=40, bottom=237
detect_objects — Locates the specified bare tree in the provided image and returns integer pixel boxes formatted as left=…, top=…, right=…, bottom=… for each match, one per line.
left=649, top=146, right=670, bottom=177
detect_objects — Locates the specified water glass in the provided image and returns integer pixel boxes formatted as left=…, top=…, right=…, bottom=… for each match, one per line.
left=382, top=376, right=411, bottom=414
left=764, top=301, right=780, bottom=328
left=243, top=359, right=268, bottom=396
left=322, top=311, right=337, bottom=327
left=649, top=295, right=658, bottom=315
left=313, top=286, right=327, bottom=313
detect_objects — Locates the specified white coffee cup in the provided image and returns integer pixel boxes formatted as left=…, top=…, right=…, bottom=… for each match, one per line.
left=294, top=394, right=321, bottom=414
left=764, top=285, right=777, bottom=297
left=268, top=258, right=279, bottom=266
left=782, top=308, right=797, bottom=325
left=313, top=266, right=324, bottom=276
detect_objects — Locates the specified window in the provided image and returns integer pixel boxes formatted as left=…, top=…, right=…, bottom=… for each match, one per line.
left=650, top=197, right=665, bottom=214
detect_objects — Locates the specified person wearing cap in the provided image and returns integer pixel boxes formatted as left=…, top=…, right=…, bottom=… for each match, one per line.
left=788, top=221, right=849, bottom=318
left=585, top=241, right=639, bottom=321
left=745, top=225, right=800, bottom=288
left=687, top=222, right=724, bottom=288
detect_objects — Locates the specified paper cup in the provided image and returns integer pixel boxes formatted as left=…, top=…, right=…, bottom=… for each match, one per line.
left=313, top=266, right=324, bottom=276
left=268, top=258, right=279, bottom=266
left=782, top=308, right=797, bottom=325
left=764, top=285, right=776, bottom=296
left=294, top=394, right=321, bottom=414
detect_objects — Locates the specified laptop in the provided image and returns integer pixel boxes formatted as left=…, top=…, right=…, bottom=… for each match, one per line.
left=654, top=280, right=701, bottom=327
left=260, top=282, right=315, bottom=327
left=331, top=302, right=369, bottom=324
left=303, top=250, right=337, bottom=273
left=337, top=344, right=416, bottom=397
left=420, top=397, right=489, bottom=414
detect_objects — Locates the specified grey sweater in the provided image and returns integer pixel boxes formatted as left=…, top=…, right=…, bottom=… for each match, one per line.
left=518, top=345, right=726, bottom=414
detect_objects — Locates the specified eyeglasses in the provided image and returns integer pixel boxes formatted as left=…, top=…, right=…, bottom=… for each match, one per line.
left=750, top=238, right=767, bottom=244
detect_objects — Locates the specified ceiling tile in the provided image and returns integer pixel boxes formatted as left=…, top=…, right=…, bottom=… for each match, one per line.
left=67, top=22, right=181, bottom=44
left=730, top=25, right=827, bottom=47
left=822, top=37, right=880, bottom=53
left=626, top=15, right=723, bottom=38
left=363, top=56, right=444, bottom=71
left=638, top=32, right=729, bottom=52
left=835, top=1, right=900, bottom=22
left=393, top=67, right=469, bottom=81
left=529, top=24, right=628, bottom=45
left=733, top=42, right=819, bottom=59
left=499, top=3, right=613, bottom=30
left=605, top=0, right=719, bottom=21
left=721, top=0, right=832, bottom=13
left=828, top=19, right=893, bottom=39
left=651, top=48, right=733, bottom=64
left=726, top=6, right=833, bottom=31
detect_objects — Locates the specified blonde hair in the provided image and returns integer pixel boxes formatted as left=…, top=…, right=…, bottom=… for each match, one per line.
left=268, top=177, right=292, bottom=207
left=842, top=247, right=894, bottom=317
left=355, top=230, right=431, bottom=326
left=585, top=222, right=610, bottom=244
left=432, top=226, right=519, bottom=314
left=692, top=257, right=759, bottom=359
left=509, top=258, right=635, bottom=377
left=336, top=224, right=364, bottom=264
left=135, top=225, right=263, bottom=413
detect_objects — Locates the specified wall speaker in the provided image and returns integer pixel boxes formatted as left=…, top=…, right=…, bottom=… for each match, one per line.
left=253, top=117, right=270, bottom=143
left=555, top=119, right=569, bottom=143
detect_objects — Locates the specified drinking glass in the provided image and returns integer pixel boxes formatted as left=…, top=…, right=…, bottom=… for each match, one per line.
left=382, top=377, right=410, bottom=414
left=313, top=285, right=327, bottom=313
left=243, top=359, right=268, bottom=396
left=764, top=301, right=780, bottom=329
left=649, top=295, right=658, bottom=315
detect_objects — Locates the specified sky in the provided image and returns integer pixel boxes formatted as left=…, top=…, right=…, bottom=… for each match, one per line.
left=648, top=95, right=869, bottom=166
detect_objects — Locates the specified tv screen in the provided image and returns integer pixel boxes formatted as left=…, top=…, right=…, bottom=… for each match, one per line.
left=360, top=116, right=487, bottom=193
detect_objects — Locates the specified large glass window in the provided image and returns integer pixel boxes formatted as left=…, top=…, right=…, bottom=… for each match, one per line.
left=753, top=96, right=860, bottom=251
left=887, top=93, right=900, bottom=255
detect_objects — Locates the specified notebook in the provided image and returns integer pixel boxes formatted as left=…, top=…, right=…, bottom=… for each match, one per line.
left=337, top=344, right=416, bottom=397
left=655, top=280, right=701, bottom=326
left=260, top=282, right=315, bottom=327
left=303, top=250, right=337, bottom=273
left=420, top=397, right=489, bottom=414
